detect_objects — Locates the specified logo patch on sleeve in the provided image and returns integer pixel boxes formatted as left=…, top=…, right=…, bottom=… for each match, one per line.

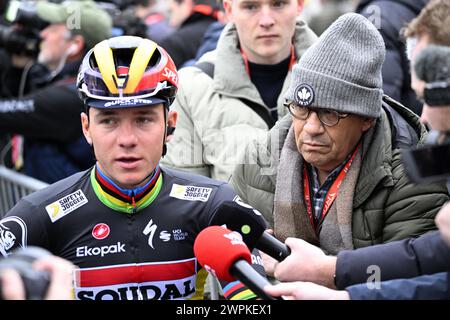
left=169, top=184, right=212, bottom=202
left=0, top=216, right=27, bottom=257
left=45, top=190, right=88, bottom=222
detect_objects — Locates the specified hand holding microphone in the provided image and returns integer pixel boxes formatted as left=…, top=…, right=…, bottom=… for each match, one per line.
left=194, top=225, right=283, bottom=300
left=209, top=200, right=290, bottom=261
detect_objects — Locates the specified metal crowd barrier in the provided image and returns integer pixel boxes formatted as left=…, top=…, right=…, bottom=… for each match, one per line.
left=0, top=165, right=49, bottom=217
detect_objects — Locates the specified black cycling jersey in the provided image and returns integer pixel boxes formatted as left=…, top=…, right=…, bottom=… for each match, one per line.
left=0, top=165, right=264, bottom=300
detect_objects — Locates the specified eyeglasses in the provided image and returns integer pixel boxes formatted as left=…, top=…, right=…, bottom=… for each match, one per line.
left=284, top=100, right=349, bottom=127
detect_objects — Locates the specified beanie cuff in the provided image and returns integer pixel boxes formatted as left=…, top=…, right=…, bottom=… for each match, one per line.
left=286, top=68, right=383, bottom=118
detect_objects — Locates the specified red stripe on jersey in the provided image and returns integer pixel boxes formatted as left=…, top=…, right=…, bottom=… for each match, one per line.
left=79, top=260, right=196, bottom=287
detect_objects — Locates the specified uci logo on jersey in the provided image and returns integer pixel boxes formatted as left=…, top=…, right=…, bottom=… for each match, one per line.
left=45, top=190, right=88, bottom=223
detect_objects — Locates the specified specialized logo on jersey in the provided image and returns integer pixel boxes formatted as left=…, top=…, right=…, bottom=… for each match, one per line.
left=92, top=223, right=110, bottom=240
left=74, top=259, right=197, bottom=300
left=0, top=216, right=27, bottom=257
left=169, top=184, right=212, bottom=202
left=45, top=190, right=88, bottom=222
left=143, top=219, right=157, bottom=249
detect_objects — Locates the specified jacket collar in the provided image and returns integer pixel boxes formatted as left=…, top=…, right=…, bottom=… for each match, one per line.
left=210, top=20, right=318, bottom=103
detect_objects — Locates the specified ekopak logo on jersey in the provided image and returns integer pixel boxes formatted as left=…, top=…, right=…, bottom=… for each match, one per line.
left=76, top=242, right=125, bottom=258
left=92, top=223, right=110, bottom=240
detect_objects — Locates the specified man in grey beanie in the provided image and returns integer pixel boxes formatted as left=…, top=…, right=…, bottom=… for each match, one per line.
left=230, top=13, right=448, bottom=269
left=262, top=44, right=450, bottom=301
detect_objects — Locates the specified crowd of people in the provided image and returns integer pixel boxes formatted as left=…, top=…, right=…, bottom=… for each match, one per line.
left=0, top=0, right=449, bottom=301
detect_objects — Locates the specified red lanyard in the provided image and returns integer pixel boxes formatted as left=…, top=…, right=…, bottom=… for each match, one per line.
left=240, top=45, right=296, bottom=75
left=303, top=143, right=361, bottom=234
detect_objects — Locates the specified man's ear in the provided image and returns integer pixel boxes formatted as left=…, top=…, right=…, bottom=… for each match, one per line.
left=81, top=112, right=92, bottom=145
left=165, top=110, right=178, bottom=142
left=297, top=0, right=305, bottom=15
left=68, top=35, right=85, bottom=57
left=223, top=0, right=234, bottom=23
left=362, top=117, right=376, bottom=132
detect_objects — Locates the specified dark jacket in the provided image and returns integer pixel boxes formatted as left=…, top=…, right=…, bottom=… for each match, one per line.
left=356, top=0, right=428, bottom=115
left=336, top=231, right=450, bottom=289
left=347, top=272, right=450, bottom=300
left=230, top=96, right=449, bottom=247
left=0, top=61, right=94, bottom=183
left=160, top=12, right=217, bottom=68
left=181, top=21, right=225, bottom=68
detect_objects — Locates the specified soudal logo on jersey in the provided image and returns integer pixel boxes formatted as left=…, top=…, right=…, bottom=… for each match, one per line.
left=75, top=259, right=197, bottom=300
left=76, top=242, right=125, bottom=257
left=169, top=184, right=212, bottom=202
left=92, top=223, right=110, bottom=240
left=45, top=190, right=88, bottom=223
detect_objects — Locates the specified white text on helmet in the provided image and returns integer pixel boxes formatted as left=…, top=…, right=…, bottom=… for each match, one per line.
left=163, top=67, right=178, bottom=85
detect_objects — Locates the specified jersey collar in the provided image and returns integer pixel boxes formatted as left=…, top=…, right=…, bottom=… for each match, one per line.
left=90, top=164, right=163, bottom=214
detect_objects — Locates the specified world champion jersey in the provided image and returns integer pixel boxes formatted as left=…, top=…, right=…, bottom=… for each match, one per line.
left=0, top=166, right=264, bottom=300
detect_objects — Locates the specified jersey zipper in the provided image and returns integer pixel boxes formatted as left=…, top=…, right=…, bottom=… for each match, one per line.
left=131, top=191, right=137, bottom=214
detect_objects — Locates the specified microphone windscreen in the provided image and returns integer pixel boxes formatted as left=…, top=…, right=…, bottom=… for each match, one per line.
left=414, top=45, right=450, bottom=83
left=194, top=226, right=252, bottom=282
left=209, top=200, right=268, bottom=250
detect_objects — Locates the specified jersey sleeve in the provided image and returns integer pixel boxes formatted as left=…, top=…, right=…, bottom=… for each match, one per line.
left=0, top=198, right=50, bottom=257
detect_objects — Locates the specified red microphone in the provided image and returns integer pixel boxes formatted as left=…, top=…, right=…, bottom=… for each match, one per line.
left=194, top=226, right=282, bottom=300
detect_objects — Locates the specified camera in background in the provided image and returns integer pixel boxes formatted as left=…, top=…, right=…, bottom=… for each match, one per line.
left=96, top=0, right=148, bottom=38
left=0, top=0, right=48, bottom=57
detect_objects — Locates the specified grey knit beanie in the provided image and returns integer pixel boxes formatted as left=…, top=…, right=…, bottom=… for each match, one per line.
left=285, top=13, right=385, bottom=118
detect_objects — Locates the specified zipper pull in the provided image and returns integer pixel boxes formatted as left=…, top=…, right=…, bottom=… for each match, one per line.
left=131, top=191, right=136, bottom=210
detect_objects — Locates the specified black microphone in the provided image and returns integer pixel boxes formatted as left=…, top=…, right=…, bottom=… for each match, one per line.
left=210, top=199, right=290, bottom=261
left=194, top=226, right=282, bottom=300
left=414, top=45, right=450, bottom=106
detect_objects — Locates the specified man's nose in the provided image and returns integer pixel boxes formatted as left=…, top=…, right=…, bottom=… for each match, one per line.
left=302, top=111, right=325, bottom=135
left=420, top=104, right=430, bottom=126
left=39, top=25, right=50, bottom=38
left=117, top=123, right=138, bottom=147
left=259, top=5, right=275, bottom=28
